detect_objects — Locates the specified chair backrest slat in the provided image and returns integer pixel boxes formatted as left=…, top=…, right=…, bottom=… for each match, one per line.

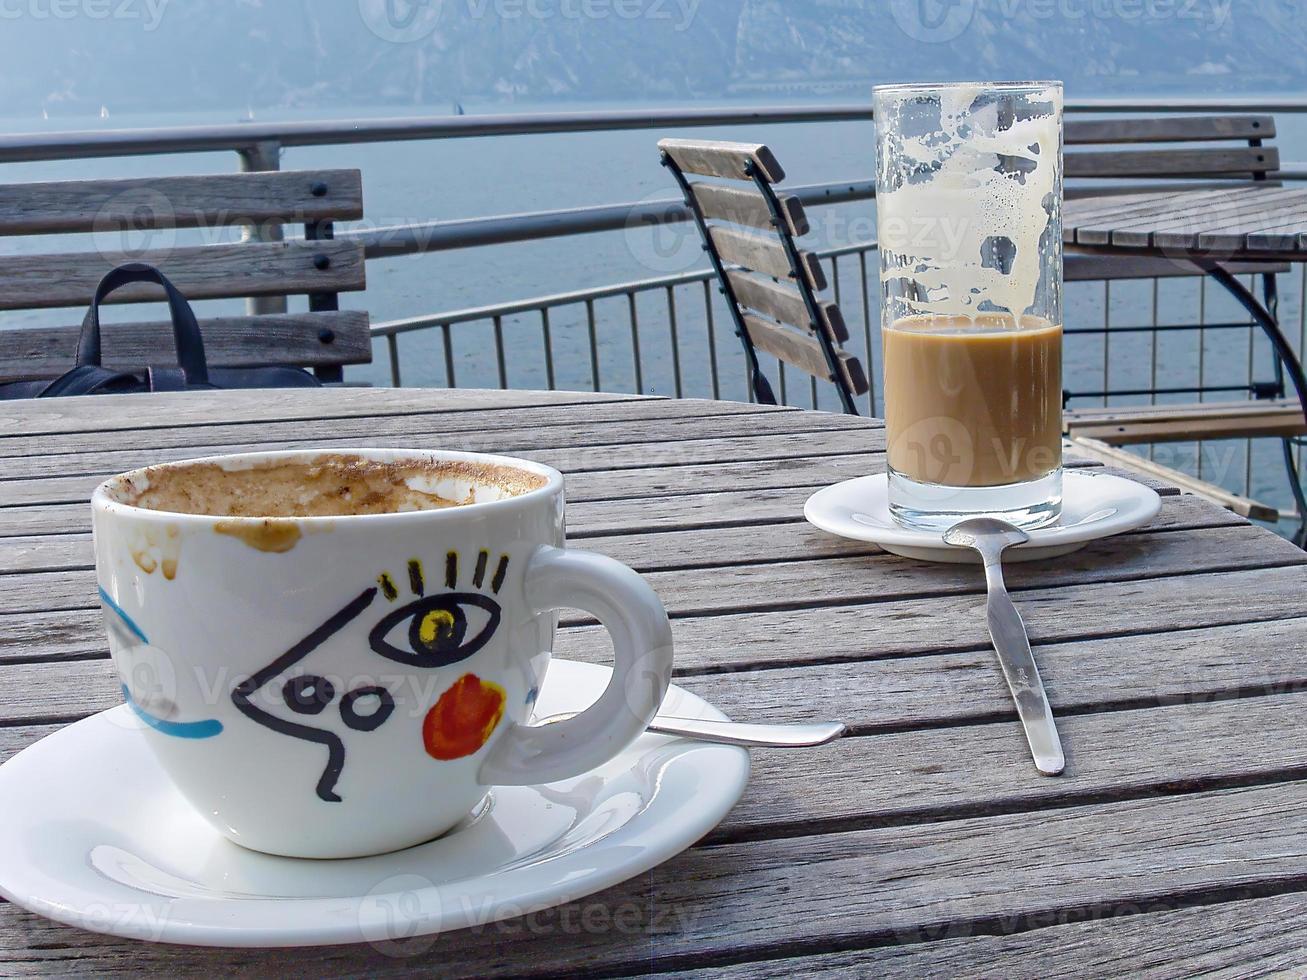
left=1065, top=115, right=1275, bottom=145
left=0, top=239, right=364, bottom=312
left=1065, top=179, right=1280, bottom=200
left=725, top=270, right=848, bottom=342
left=690, top=182, right=809, bottom=236
left=658, top=138, right=785, bottom=183
left=708, top=225, right=827, bottom=291
left=742, top=313, right=868, bottom=396
left=0, top=310, right=371, bottom=383
left=1067, top=146, right=1279, bottom=179
left=0, top=169, right=363, bottom=236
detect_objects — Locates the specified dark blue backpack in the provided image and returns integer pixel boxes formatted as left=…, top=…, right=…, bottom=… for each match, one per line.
left=1, top=263, right=321, bottom=399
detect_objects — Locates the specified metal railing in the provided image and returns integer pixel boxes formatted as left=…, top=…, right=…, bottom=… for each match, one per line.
left=5, top=97, right=1307, bottom=164
left=372, top=241, right=880, bottom=412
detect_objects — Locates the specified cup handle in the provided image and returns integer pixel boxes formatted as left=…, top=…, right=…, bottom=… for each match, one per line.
left=477, top=545, right=673, bottom=786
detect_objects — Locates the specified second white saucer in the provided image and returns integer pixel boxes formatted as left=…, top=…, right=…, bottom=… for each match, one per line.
left=804, top=469, right=1162, bottom=563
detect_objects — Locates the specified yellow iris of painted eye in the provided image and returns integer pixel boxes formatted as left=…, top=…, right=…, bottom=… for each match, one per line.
left=418, top=608, right=456, bottom=645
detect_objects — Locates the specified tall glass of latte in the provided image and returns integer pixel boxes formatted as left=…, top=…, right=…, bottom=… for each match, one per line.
left=875, top=81, right=1064, bottom=530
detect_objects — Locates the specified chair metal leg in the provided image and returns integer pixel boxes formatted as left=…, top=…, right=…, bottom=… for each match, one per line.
left=1282, top=438, right=1307, bottom=547
left=1204, top=263, right=1307, bottom=547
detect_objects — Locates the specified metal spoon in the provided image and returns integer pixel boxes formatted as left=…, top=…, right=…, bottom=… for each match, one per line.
left=538, top=712, right=847, bottom=748
left=943, top=518, right=1066, bottom=776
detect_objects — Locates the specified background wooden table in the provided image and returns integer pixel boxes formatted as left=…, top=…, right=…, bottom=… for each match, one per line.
left=1064, top=184, right=1307, bottom=256
left=2, top=388, right=1306, bottom=977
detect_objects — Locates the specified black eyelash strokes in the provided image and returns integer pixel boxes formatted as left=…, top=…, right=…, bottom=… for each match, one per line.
left=379, top=551, right=510, bottom=601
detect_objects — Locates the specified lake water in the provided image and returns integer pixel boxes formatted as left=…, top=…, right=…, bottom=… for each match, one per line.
left=2, top=96, right=1305, bottom=533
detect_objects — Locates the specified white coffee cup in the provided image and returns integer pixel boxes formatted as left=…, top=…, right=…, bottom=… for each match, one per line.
left=91, top=449, right=674, bottom=859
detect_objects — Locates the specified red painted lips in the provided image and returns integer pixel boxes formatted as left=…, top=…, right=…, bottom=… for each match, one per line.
left=422, top=673, right=507, bottom=761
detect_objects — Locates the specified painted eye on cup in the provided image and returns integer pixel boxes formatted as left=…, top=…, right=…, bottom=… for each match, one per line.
left=368, top=593, right=501, bottom=668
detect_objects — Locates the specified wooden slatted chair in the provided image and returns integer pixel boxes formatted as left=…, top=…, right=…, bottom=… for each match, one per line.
left=0, top=169, right=369, bottom=386
left=1060, top=114, right=1307, bottom=537
left=658, top=138, right=868, bottom=415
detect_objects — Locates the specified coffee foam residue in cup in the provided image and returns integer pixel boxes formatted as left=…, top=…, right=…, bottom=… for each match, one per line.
left=108, top=454, right=549, bottom=526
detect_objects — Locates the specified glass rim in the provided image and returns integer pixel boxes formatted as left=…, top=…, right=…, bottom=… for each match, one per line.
left=873, top=80, right=1062, bottom=96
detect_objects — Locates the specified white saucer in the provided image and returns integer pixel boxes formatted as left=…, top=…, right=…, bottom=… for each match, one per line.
left=0, top=660, right=749, bottom=948
left=804, top=470, right=1162, bottom=563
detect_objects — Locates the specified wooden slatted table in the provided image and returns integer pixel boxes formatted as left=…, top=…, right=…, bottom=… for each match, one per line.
left=2, top=388, right=1307, bottom=977
left=1064, top=185, right=1307, bottom=256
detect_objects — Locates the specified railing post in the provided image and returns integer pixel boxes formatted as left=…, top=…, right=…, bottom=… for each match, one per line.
left=386, top=334, right=402, bottom=387
left=237, top=140, right=288, bottom=316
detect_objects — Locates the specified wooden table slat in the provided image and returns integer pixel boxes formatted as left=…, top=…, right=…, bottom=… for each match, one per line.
left=0, top=411, right=878, bottom=481
left=0, top=395, right=800, bottom=455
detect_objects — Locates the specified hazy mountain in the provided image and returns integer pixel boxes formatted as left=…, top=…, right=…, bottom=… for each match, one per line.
left=1, top=0, right=1303, bottom=116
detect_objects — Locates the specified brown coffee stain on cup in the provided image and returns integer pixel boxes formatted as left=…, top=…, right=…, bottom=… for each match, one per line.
left=130, top=525, right=182, bottom=580
left=215, top=519, right=303, bottom=554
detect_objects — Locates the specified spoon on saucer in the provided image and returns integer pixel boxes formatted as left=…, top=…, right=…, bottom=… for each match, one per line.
left=943, top=517, right=1065, bottom=776
left=538, top=712, right=847, bottom=748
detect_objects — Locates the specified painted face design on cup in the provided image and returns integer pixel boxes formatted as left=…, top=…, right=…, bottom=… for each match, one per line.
left=93, top=449, right=674, bottom=859
left=228, top=549, right=512, bottom=803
